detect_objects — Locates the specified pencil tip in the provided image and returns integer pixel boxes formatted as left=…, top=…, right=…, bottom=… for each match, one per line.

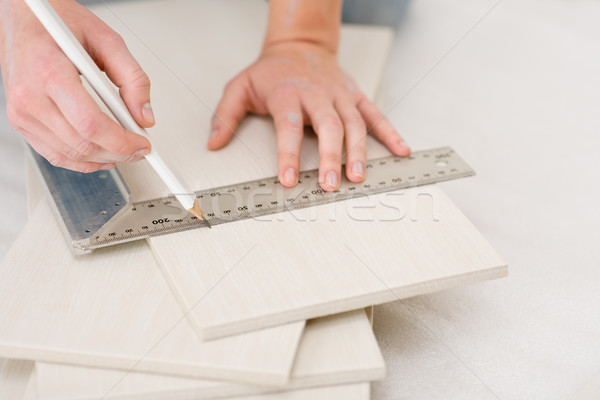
left=188, top=199, right=211, bottom=228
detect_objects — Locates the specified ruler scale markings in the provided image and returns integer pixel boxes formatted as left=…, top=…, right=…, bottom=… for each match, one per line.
left=77, top=147, right=474, bottom=251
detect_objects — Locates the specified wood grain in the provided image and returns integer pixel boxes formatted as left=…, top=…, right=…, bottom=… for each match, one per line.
left=0, top=359, right=35, bottom=400
left=0, top=199, right=303, bottom=386
left=34, top=310, right=383, bottom=400
left=0, top=357, right=370, bottom=400
left=232, top=384, right=370, bottom=400
left=149, top=185, right=507, bottom=339
left=24, top=153, right=45, bottom=219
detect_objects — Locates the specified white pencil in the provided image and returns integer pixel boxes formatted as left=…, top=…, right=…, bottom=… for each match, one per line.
left=24, top=0, right=210, bottom=227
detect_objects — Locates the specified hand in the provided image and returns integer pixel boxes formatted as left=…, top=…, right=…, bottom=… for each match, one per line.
left=0, top=0, right=153, bottom=172
left=208, top=40, right=410, bottom=191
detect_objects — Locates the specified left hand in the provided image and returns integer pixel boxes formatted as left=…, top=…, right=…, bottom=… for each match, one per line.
left=207, top=40, right=410, bottom=192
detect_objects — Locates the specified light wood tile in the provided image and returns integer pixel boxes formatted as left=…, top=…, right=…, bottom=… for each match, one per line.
left=150, top=185, right=507, bottom=339
left=0, top=200, right=303, bottom=386
left=35, top=310, right=382, bottom=399
left=0, top=359, right=35, bottom=400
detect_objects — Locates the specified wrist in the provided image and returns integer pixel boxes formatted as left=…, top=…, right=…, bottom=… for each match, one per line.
left=261, top=39, right=336, bottom=60
left=263, top=33, right=338, bottom=55
left=262, top=0, right=341, bottom=54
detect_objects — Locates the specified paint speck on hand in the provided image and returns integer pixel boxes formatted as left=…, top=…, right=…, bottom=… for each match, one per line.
left=287, top=112, right=302, bottom=128
left=285, top=0, right=301, bottom=27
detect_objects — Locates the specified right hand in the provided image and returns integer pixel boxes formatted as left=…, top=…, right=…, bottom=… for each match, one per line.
left=0, top=0, right=153, bottom=172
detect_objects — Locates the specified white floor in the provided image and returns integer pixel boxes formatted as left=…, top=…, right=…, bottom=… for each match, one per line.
left=1, top=0, right=600, bottom=399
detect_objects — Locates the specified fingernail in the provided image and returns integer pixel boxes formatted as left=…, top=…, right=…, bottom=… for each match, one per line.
left=135, top=148, right=150, bottom=157
left=100, top=163, right=114, bottom=170
left=351, top=161, right=364, bottom=178
left=127, top=148, right=150, bottom=162
left=396, top=139, right=411, bottom=155
left=210, top=127, right=219, bottom=139
left=142, top=103, right=155, bottom=125
left=284, top=167, right=297, bottom=186
left=326, top=171, right=338, bottom=188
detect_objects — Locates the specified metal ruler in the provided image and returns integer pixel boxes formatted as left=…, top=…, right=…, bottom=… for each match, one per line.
left=31, top=146, right=474, bottom=254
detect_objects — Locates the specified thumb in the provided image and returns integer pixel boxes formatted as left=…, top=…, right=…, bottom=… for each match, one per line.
left=87, top=26, right=154, bottom=128
left=207, top=75, right=250, bottom=150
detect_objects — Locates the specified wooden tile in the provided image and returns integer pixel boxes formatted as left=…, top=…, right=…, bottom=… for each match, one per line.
left=0, top=200, right=303, bottom=386
left=35, top=310, right=383, bottom=399
left=233, top=384, right=370, bottom=400
left=0, top=359, right=35, bottom=400
left=149, top=185, right=507, bottom=339
left=2, top=357, right=371, bottom=400
left=24, top=154, right=45, bottom=219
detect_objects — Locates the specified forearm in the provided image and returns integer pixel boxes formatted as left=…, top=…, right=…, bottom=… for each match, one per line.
left=263, top=0, right=342, bottom=53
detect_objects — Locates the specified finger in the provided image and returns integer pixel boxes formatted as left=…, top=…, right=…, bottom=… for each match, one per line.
left=39, top=97, right=142, bottom=163
left=46, top=73, right=152, bottom=159
left=5, top=92, right=109, bottom=164
left=208, top=76, right=249, bottom=150
left=302, top=92, right=344, bottom=192
left=17, top=125, right=114, bottom=173
left=357, top=96, right=410, bottom=156
left=335, top=95, right=367, bottom=183
left=87, top=26, right=154, bottom=127
left=267, top=91, right=303, bottom=187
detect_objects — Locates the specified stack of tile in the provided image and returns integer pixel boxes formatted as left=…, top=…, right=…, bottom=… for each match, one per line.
left=0, top=1, right=506, bottom=399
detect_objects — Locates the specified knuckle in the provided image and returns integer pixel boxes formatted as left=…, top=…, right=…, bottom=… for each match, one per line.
left=354, top=92, right=370, bottom=107
left=129, top=68, right=151, bottom=89
left=7, top=85, right=33, bottom=111
left=13, top=126, right=31, bottom=140
left=77, top=115, right=100, bottom=138
left=112, top=138, right=136, bottom=156
left=47, top=154, right=66, bottom=169
left=5, top=104, right=24, bottom=126
left=65, top=140, right=96, bottom=161
left=309, top=85, right=328, bottom=98
left=353, top=91, right=368, bottom=104
left=224, top=77, right=240, bottom=93
left=77, top=163, right=101, bottom=173
left=278, top=120, right=303, bottom=135
left=277, top=150, right=299, bottom=161
left=317, top=115, right=343, bottom=134
left=320, top=152, right=343, bottom=165
left=344, top=112, right=366, bottom=129
left=37, top=64, right=59, bottom=85
left=273, top=84, right=297, bottom=99
left=105, top=31, right=126, bottom=48
left=350, top=143, right=367, bottom=155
